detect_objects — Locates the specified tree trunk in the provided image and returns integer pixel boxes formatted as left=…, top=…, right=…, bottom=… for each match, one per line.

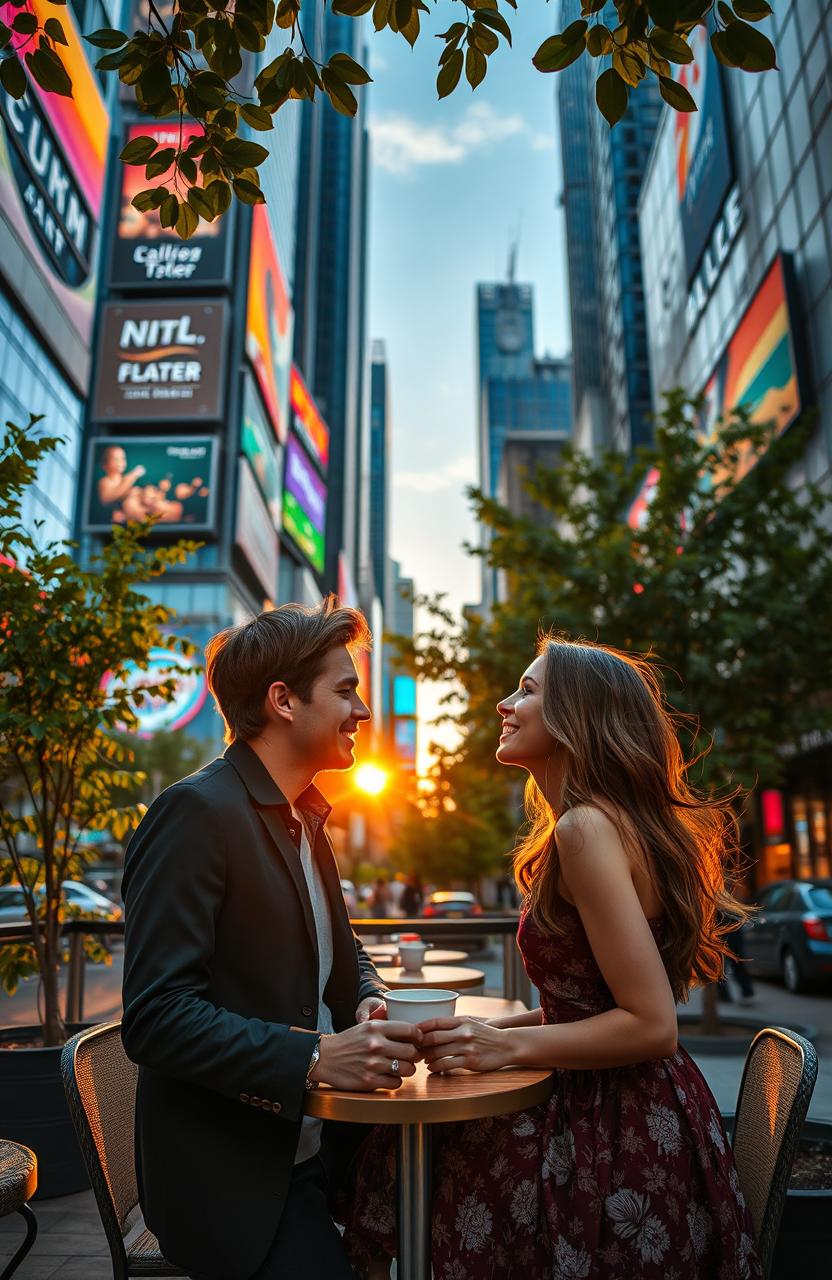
left=700, top=981, right=721, bottom=1037
left=41, top=922, right=66, bottom=1047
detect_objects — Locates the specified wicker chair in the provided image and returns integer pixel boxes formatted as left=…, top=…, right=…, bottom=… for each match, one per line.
left=0, top=1141, right=37, bottom=1279
left=61, top=1023, right=186, bottom=1279
left=731, top=1025, right=818, bottom=1279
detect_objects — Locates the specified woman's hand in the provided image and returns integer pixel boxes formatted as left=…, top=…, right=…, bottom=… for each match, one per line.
left=418, top=1016, right=512, bottom=1073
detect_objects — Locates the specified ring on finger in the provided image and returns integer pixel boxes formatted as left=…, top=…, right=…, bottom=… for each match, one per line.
left=391, top=1058, right=400, bottom=1074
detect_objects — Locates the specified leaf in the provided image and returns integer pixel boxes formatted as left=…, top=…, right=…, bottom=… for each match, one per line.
left=659, top=73, right=697, bottom=111
left=206, top=178, right=232, bottom=216
left=44, top=17, right=68, bottom=45
left=232, top=176, right=266, bottom=203
left=144, top=146, right=177, bottom=179
left=240, top=102, right=274, bottom=130
left=175, top=201, right=199, bottom=239
left=131, top=187, right=166, bottom=212
left=646, top=0, right=677, bottom=27
left=533, top=27, right=586, bottom=72
left=649, top=28, right=693, bottom=63
left=0, top=21, right=11, bottom=49
left=372, top=0, right=392, bottom=32
left=329, top=51, right=372, bottom=84
left=466, top=44, right=487, bottom=88
left=586, top=24, right=613, bottom=56
left=400, top=6, right=420, bottom=47
left=137, top=58, right=172, bottom=105
left=119, top=134, right=159, bottom=165
left=186, top=184, right=216, bottom=218
left=0, top=54, right=26, bottom=97
left=471, top=25, right=498, bottom=54
left=85, top=27, right=128, bottom=48
left=159, top=193, right=179, bottom=228
left=331, top=0, right=374, bottom=13
left=26, top=47, right=72, bottom=95
left=732, top=0, right=772, bottom=18
left=474, top=7, right=512, bottom=46
left=321, top=67, right=358, bottom=115
left=436, top=46, right=463, bottom=97
left=222, top=137, right=269, bottom=167
left=234, top=13, right=265, bottom=51
left=723, top=18, right=777, bottom=71
left=12, top=12, right=38, bottom=34
left=595, top=65, right=628, bottom=125
left=612, top=48, right=645, bottom=87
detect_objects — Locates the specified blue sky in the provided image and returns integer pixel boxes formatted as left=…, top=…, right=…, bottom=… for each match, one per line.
left=362, top=6, right=572, bottom=761
left=365, top=5, right=572, bottom=611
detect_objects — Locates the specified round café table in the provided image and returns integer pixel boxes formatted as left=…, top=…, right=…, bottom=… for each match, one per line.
left=377, top=964, right=485, bottom=991
left=306, top=1007, right=550, bottom=1280
left=366, top=947, right=469, bottom=966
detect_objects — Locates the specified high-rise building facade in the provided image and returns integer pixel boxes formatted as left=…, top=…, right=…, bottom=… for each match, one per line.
left=557, top=1, right=660, bottom=456
left=638, top=2, right=832, bottom=883
left=368, top=339, right=391, bottom=609
left=0, top=0, right=118, bottom=545
left=294, top=12, right=371, bottom=593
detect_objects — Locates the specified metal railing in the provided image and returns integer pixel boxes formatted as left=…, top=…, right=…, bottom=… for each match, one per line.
left=0, top=914, right=531, bottom=1024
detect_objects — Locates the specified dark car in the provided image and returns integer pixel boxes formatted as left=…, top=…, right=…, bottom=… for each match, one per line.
left=744, top=879, right=832, bottom=993
left=421, top=890, right=488, bottom=952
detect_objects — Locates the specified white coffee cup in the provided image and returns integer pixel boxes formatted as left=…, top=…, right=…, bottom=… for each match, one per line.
left=398, top=941, right=428, bottom=972
left=384, top=989, right=458, bottom=1025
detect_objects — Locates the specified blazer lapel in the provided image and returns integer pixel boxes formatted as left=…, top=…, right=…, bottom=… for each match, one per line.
left=255, top=806, right=319, bottom=965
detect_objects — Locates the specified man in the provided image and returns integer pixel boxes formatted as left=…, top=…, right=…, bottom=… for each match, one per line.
left=121, top=598, right=422, bottom=1279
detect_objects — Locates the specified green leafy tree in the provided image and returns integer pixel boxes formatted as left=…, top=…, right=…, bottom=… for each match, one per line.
left=393, top=395, right=832, bottom=882
left=0, top=418, right=200, bottom=1046
left=0, top=0, right=779, bottom=236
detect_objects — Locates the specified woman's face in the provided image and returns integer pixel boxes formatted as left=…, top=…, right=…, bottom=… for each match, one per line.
left=495, top=653, right=554, bottom=767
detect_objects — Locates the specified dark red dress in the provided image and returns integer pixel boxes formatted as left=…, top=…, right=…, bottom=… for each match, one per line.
left=341, top=901, right=762, bottom=1279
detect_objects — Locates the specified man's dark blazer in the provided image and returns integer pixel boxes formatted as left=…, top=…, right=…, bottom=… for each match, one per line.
left=120, top=741, right=385, bottom=1280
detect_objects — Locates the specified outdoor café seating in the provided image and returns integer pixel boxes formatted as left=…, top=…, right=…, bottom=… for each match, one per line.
left=60, top=1019, right=818, bottom=1280
left=0, top=1140, right=37, bottom=1280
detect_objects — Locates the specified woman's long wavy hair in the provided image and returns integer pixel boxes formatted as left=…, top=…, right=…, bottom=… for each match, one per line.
left=512, top=634, right=750, bottom=1002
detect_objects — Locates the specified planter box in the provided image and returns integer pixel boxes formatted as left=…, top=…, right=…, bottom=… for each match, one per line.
left=0, top=1023, right=91, bottom=1198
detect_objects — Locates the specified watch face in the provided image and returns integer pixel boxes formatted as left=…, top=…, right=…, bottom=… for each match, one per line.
left=495, top=308, right=525, bottom=353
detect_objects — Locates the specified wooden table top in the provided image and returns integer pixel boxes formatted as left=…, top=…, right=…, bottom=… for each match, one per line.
left=305, top=1060, right=552, bottom=1125
left=378, top=965, right=484, bottom=991
left=367, top=948, right=468, bottom=966
left=456, top=995, right=528, bottom=1019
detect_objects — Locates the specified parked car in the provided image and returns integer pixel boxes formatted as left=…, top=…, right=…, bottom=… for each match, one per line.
left=0, top=881, right=122, bottom=926
left=744, top=879, right=832, bottom=993
left=421, top=890, right=487, bottom=952
left=0, top=884, right=30, bottom=924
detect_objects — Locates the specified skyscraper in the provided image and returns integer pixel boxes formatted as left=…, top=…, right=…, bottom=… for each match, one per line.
left=557, top=1, right=661, bottom=456
left=368, top=339, right=391, bottom=609
left=293, top=11, right=370, bottom=593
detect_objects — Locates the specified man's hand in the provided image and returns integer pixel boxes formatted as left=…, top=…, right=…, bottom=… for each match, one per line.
left=355, top=995, right=387, bottom=1023
left=310, top=1020, right=423, bottom=1091
left=419, top=1017, right=511, bottom=1074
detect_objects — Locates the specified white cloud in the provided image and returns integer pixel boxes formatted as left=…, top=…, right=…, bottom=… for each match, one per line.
left=370, top=101, right=535, bottom=176
left=393, top=453, right=477, bottom=494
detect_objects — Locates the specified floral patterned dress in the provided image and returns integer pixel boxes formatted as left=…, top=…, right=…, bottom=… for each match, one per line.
left=341, top=901, right=762, bottom=1279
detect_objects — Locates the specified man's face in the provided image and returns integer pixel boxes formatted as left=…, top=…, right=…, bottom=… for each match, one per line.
left=291, top=645, right=370, bottom=774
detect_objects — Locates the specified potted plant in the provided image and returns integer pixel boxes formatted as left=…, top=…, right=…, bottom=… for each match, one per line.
left=0, top=418, right=199, bottom=1196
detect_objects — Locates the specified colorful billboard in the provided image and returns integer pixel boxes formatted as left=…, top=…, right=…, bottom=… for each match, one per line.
left=282, top=435, right=326, bottom=575
left=673, top=21, right=734, bottom=281
left=101, top=647, right=208, bottom=737
left=700, top=255, right=802, bottom=483
left=0, top=0, right=108, bottom=348
left=290, top=365, right=330, bottom=472
left=236, top=457, right=279, bottom=599
left=241, top=377, right=282, bottom=531
left=110, top=121, right=233, bottom=288
left=246, top=205, right=293, bottom=443
left=92, top=300, right=228, bottom=421
left=83, top=436, right=218, bottom=532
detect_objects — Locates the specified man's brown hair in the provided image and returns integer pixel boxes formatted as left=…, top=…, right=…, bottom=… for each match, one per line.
left=205, top=595, right=371, bottom=744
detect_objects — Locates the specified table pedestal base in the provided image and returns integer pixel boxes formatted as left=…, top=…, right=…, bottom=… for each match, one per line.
left=396, top=1123, right=432, bottom=1280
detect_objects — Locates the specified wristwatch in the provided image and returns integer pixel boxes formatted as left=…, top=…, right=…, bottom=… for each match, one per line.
left=305, top=1036, right=322, bottom=1091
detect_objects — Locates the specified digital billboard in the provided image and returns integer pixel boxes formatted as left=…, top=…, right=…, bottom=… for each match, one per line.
left=92, top=300, right=228, bottom=422
left=241, top=378, right=282, bottom=531
left=394, top=718, right=417, bottom=769
left=100, top=647, right=208, bottom=737
left=290, top=365, right=330, bottom=472
left=673, top=22, right=734, bottom=281
left=246, top=205, right=293, bottom=443
left=110, top=121, right=233, bottom=288
left=282, top=435, right=326, bottom=575
left=236, top=457, right=279, bottom=599
left=393, top=675, right=417, bottom=717
left=0, top=0, right=108, bottom=347
left=699, top=254, right=802, bottom=484
left=84, top=436, right=218, bottom=532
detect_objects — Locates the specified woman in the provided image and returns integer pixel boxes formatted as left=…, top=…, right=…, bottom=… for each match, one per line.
left=342, top=635, right=761, bottom=1279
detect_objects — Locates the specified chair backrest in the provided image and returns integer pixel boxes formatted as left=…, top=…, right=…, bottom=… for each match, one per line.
left=61, top=1022, right=138, bottom=1279
left=731, top=1025, right=818, bottom=1278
